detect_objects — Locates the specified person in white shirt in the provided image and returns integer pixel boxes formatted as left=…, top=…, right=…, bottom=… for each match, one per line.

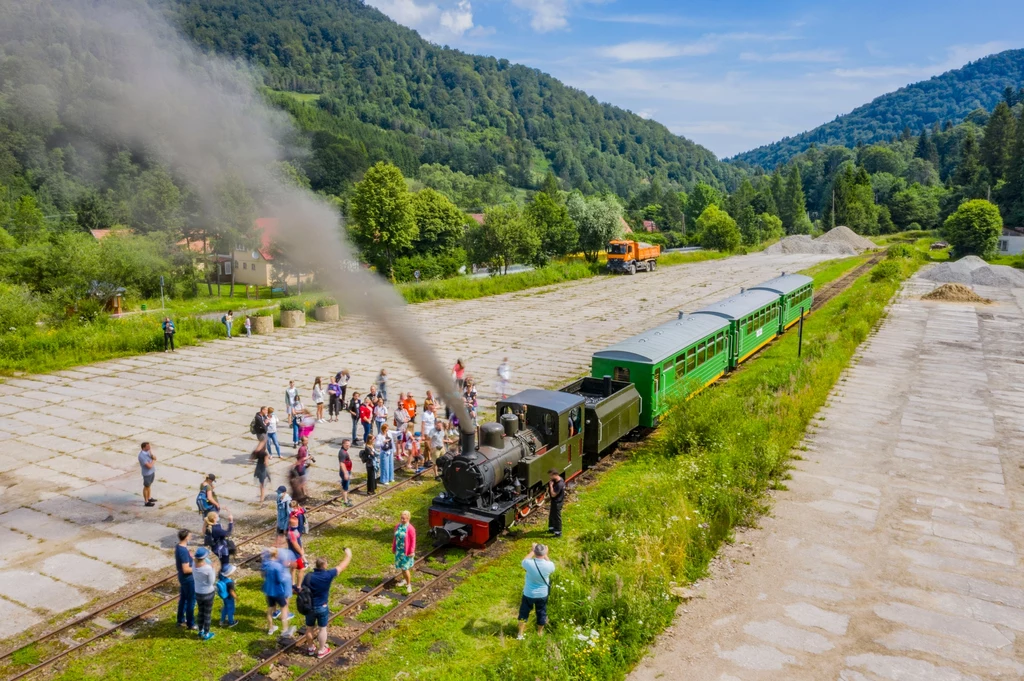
left=265, top=407, right=281, bottom=458
left=285, top=381, right=299, bottom=417
left=312, top=377, right=326, bottom=422
left=497, top=358, right=512, bottom=399
left=421, top=404, right=437, bottom=436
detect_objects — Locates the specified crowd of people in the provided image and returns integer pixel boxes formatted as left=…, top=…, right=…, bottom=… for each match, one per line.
left=159, top=357, right=561, bottom=648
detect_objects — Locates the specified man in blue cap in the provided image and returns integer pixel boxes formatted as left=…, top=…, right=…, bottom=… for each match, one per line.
left=193, top=547, right=217, bottom=640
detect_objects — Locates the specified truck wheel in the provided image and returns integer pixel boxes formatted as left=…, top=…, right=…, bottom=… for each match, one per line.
left=628, top=263, right=636, bottom=275
left=649, top=260, right=656, bottom=272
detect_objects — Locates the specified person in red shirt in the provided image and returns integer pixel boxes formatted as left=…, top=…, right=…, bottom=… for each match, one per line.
left=337, top=439, right=354, bottom=507
left=359, top=398, right=373, bottom=444
left=286, top=515, right=306, bottom=589
left=402, top=394, right=417, bottom=421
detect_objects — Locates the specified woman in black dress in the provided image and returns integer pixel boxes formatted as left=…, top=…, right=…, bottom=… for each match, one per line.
left=252, top=439, right=271, bottom=504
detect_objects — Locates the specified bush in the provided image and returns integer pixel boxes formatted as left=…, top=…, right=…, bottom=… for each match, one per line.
left=870, top=260, right=903, bottom=282
left=906, top=222, right=922, bottom=231
left=942, top=199, right=1002, bottom=258
left=392, top=249, right=466, bottom=283
left=886, top=244, right=914, bottom=259
left=315, top=297, right=337, bottom=307
left=279, top=300, right=303, bottom=311
left=252, top=309, right=274, bottom=317
left=0, top=283, right=42, bottom=333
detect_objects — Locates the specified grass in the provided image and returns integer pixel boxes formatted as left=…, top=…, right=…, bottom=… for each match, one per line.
left=19, top=248, right=925, bottom=681
left=323, top=252, right=925, bottom=681
left=36, top=479, right=445, bottom=681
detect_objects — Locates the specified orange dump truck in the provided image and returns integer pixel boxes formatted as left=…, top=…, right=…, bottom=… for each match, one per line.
left=606, top=240, right=661, bottom=275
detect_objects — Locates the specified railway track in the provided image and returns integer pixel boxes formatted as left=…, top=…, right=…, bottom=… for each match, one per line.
left=809, top=251, right=885, bottom=311
left=225, top=545, right=478, bottom=681
left=0, top=466, right=438, bottom=681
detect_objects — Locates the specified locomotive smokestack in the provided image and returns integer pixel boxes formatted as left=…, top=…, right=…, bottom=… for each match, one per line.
left=461, top=429, right=476, bottom=455
left=603, top=374, right=612, bottom=397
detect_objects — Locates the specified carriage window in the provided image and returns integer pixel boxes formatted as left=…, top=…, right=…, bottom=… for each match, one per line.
left=697, top=343, right=706, bottom=364
left=543, top=412, right=555, bottom=434
left=745, top=317, right=752, bottom=334
left=676, top=354, right=686, bottom=373
left=568, top=407, right=581, bottom=436
left=686, top=348, right=696, bottom=373
left=707, top=338, right=716, bottom=359
left=613, top=366, right=630, bottom=382
left=654, top=369, right=661, bottom=393
left=663, top=360, right=673, bottom=373
left=717, top=333, right=725, bottom=354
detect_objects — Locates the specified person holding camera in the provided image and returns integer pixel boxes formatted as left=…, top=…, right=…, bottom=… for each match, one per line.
left=517, top=543, right=555, bottom=640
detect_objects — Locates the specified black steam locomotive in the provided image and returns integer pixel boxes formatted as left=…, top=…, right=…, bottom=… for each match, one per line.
left=429, top=379, right=640, bottom=547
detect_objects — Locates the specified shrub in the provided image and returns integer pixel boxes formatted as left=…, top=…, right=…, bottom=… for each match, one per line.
left=870, top=260, right=903, bottom=282
left=392, top=249, right=466, bottom=283
left=279, top=300, right=303, bottom=311
left=315, top=297, right=337, bottom=307
left=252, top=309, right=274, bottom=317
left=0, top=283, right=42, bottom=333
left=886, top=244, right=914, bottom=259
left=942, top=199, right=1002, bottom=258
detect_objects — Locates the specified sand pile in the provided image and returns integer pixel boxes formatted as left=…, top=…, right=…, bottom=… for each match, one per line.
left=817, top=226, right=876, bottom=251
left=923, top=255, right=1024, bottom=288
left=763, top=226, right=875, bottom=256
left=764, top=235, right=858, bottom=256
left=922, top=283, right=992, bottom=303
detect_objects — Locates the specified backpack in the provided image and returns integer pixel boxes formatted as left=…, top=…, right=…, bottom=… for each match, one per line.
left=276, top=495, right=290, bottom=529
left=221, top=315, right=227, bottom=324
left=250, top=416, right=258, bottom=435
left=295, top=574, right=313, bottom=615
left=196, top=488, right=214, bottom=514
left=216, top=576, right=231, bottom=600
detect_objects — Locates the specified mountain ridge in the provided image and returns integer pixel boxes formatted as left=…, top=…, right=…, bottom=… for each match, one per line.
left=732, top=48, right=1024, bottom=169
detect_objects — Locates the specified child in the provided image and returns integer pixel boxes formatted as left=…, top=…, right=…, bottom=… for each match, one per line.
left=290, top=499, right=307, bottom=535
left=217, top=563, right=237, bottom=627
left=244, top=316, right=252, bottom=337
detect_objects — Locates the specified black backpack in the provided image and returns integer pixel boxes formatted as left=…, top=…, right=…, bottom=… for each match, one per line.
left=295, top=573, right=313, bottom=615
left=249, top=416, right=259, bottom=435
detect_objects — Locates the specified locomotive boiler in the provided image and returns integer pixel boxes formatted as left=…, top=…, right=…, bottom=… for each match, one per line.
left=429, top=380, right=641, bottom=547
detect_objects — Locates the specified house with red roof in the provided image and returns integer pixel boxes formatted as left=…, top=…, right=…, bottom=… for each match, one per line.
left=223, top=218, right=287, bottom=287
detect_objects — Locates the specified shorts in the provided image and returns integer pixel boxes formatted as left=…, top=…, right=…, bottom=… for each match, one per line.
left=340, top=475, right=350, bottom=491
left=266, top=595, right=287, bottom=608
left=294, top=557, right=306, bottom=570
left=142, top=473, right=155, bottom=488
left=518, top=595, right=548, bottom=625
left=305, top=605, right=329, bottom=628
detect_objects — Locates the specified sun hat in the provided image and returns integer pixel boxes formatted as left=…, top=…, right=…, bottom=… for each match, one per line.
left=195, top=547, right=209, bottom=560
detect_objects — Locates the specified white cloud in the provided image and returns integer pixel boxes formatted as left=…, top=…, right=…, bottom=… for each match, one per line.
left=511, top=0, right=571, bottom=32
left=833, top=41, right=1014, bottom=81
left=604, top=39, right=717, bottom=61
left=587, top=13, right=697, bottom=27
left=365, top=0, right=475, bottom=41
left=740, top=49, right=843, bottom=63
left=603, top=32, right=794, bottom=62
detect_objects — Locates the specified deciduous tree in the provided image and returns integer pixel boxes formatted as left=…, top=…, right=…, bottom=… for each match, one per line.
left=526, top=191, right=577, bottom=258
left=351, top=162, right=417, bottom=279
left=943, top=199, right=1002, bottom=258
left=696, top=205, right=741, bottom=252
left=467, top=204, right=539, bottom=274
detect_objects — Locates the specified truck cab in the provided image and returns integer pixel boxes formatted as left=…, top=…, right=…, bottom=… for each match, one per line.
left=607, top=240, right=661, bottom=275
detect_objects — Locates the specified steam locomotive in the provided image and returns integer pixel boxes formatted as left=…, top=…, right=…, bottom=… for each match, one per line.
left=428, top=272, right=815, bottom=547
left=429, top=379, right=640, bottom=547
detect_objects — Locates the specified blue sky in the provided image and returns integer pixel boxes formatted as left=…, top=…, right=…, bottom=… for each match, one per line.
left=364, top=0, right=1024, bottom=158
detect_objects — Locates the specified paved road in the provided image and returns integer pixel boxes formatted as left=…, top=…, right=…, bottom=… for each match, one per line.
left=629, top=274, right=1024, bottom=681
left=0, top=251, right=831, bottom=640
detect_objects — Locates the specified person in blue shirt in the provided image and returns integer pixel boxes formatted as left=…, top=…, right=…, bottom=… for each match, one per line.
left=517, top=543, right=555, bottom=640
left=174, top=528, right=195, bottom=630
left=263, top=545, right=296, bottom=637
left=298, top=549, right=352, bottom=659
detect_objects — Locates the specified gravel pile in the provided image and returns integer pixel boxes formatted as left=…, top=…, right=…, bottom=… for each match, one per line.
left=922, top=283, right=992, bottom=303
left=763, top=226, right=875, bottom=256
left=923, top=256, right=1024, bottom=288
left=764, top=235, right=858, bottom=256
left=817, top=226, right=876, bottom=251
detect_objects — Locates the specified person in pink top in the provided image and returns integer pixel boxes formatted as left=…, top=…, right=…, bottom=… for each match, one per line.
left=392, top=510, right=416, bottom=594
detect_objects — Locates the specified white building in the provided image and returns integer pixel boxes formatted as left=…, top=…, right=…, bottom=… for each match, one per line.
left=997, top=231, right=1024, bottom=256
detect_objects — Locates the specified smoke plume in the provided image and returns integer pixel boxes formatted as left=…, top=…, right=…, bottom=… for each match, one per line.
left=2, top=0, right=471, bottom=429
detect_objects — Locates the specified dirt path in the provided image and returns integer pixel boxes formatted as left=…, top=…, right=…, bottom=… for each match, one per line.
left=628, top=275, right=1024, bottom=680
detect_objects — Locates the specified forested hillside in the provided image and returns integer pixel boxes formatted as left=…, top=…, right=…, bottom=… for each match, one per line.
left=174, top=0, right=740, bottom=195
left=733, top=49, right=1024, bottom=169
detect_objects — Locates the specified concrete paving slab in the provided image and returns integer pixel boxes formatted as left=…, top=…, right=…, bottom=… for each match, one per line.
left=41, top=553, right=127, bottom=591
left=0, top=569, right=86, bottom=612
left=0, top=596, right=43, bottom=639
left=0, top=507, right=83, bottom=541
left=101, top=520, right=178, bottom=549
left=76, top=537, right=167, bottom=570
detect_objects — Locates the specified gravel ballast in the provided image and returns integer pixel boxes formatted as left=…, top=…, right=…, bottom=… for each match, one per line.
left=922, top=255, right=1024, bottom=289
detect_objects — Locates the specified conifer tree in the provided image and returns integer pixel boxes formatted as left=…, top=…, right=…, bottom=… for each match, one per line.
left=769, top=170, right=786, bottom=218
left=915, top=129, right=939, bottom=167
left=780, top=165, right=811, bottom=234
left=953, top=130, right=983, bottom=193
left=980, top=101, right=1017, bottom=182
left=1003, top=109, right=1024, bottom=224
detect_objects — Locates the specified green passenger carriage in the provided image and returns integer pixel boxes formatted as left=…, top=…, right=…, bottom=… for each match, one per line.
left=591, top=313, right=731, bottom=427
left=749, top=273, right=814, bottom=332
left=693, top=289, right=782, bottom=367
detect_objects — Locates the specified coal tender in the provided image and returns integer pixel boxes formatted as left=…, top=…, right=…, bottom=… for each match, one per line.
left=429, top=380, right=640, bottom=547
